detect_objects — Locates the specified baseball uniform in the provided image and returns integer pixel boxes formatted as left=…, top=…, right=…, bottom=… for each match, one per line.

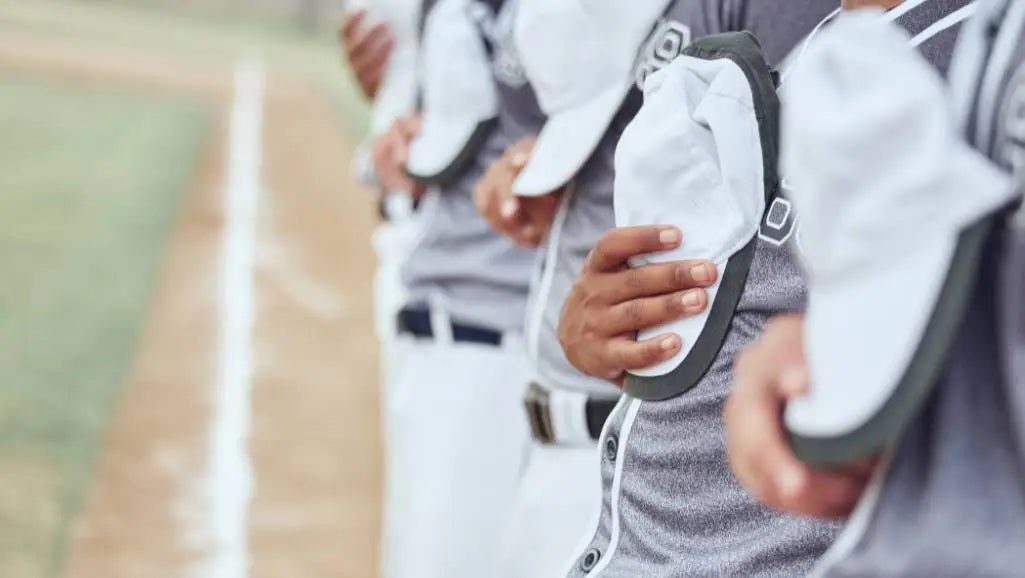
left=381, top=1, right=543, bottom=577
left=562, top=5, right=840, bottom=578
left=805, top=1, right=1025, bottom=574
left=345, top=0, right=421, bottom=398
left=507, top=1, right=842, bottom=577
left=348, top=0, right=422, bottom=336
left=568, top=2, right=971, bottom=577
left=342, top=3, right=423, bottom=574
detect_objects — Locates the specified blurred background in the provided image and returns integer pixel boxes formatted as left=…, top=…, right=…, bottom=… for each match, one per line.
left=0, top=1, right=384, bottom=576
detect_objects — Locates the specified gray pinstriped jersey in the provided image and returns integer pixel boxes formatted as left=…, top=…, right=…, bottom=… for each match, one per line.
left=821, top=1, right=1025, bottom=574
left=566, top=2, right=971, bottom=577
left=401, top=0, right=545, bottom=331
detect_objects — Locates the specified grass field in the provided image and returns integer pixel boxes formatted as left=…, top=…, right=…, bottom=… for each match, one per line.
left=0, top=0, right=371, bottom=138
left=0, top=73, right=210, bottom=578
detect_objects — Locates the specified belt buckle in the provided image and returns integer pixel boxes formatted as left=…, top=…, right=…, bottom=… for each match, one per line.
left=524, top=383, right=555, bottom=444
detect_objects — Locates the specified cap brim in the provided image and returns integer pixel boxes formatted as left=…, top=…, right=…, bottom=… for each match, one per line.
left=406, top=116, right=496, bottom=186
left=785, top=220, right=993, bottom=466
left=512, top=80, right=631, bottom=197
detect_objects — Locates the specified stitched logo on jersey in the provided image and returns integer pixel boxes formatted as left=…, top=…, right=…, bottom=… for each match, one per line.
left=471, top=0, right=528, bottom=88
left=634, top=20, right=692, bottom=90
left=758, top=179, right=801, bottom=247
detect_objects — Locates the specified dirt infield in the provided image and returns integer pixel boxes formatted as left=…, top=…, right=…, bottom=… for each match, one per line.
left=0, top=25, right=383, bottom=578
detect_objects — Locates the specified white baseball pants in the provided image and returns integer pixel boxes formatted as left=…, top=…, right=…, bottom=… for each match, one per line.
left=380, top=322, right=531, bottom=578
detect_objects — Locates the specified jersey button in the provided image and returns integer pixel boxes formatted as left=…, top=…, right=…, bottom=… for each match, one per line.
left=604, top=434, right=618, bottom=463
left=580, top=548, right=601, bottom=572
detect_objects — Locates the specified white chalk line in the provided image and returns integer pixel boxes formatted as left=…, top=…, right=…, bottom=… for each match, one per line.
left=200, top=58, right=265, bottom=578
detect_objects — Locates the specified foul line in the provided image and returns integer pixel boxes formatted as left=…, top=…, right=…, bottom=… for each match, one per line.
left=203, top=58, right=264, bottom=578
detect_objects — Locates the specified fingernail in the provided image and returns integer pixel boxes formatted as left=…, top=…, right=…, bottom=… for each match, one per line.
left=778, top=467, right=805, bottom=500
left=659, top=228, right=681, bottom=245
left=682, top=290, right=702, bottom=308
left=501, top=198, right=518, bottom=218
left=660, top=336, right=679, bottom=351
left=781, top=367, right=809, bottom=396
left=509, top=152, right=529, bottom=169
left=691, top=263, right=712, bottom=283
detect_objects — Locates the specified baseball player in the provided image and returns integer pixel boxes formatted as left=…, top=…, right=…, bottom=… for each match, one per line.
left=342, top=0, right=422, bottom=385
left=726, top=0, right=1025, bottom=574
left=549, top=1, right=976, bottom=576
left=472, top=1, right=842, bottom=576
left=371, top=0, right=544, bottom=576
left=338, top=4, right=423, bottom=575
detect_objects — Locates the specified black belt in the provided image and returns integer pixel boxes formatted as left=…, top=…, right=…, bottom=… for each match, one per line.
left=397, top=307, right=503, bottom=346
left=524, top=383, right=619, bottom=444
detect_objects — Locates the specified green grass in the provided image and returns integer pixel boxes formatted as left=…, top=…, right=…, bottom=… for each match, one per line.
left=0, top=73, right=210, bottom=578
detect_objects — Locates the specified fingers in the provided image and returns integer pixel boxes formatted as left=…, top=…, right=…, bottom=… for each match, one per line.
left=789, top=469, right=873, bottom=518
left=601, top=333, right=683, bottom=379
left=586, top=226, right=683, bottom=272
left=489, top=189, right=559, bottom=248
left=476, top=162, right=525, bottom=241
left=474, top=137, right=541, bottom=243
left=371, top=133, right=395, bottom=185
left=340, top=14, right=393, bottom=99
left=350, top=24, right=393, bottom=97
left=355, top=34, right=393, bottom=96
left=601, top=288, right=708, bottom=335
left=726, top=328, right=870, bottom=520
left=340, top=10, right=366, bottom=42
left=726, top=345, right=809, bottom=505
left=499, top=195, right=520, bottom=222
left=371, top=117, right=422, bottom=194
left=502, top=136, right=536, bottom=170
left=599, top=260, right=716, bottom=304
left=508, top=193, right=560, bottom=248
left=397, top=115, right=422, bottom=140
left=473, top=178, right=496, bottom=220
left=349, top=21, right=392, bottom=64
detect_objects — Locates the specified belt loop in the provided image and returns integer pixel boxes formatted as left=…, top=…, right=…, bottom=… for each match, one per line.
left=427, top=292, right=453, bottom=345
left=500, top=330, right=522, bottom=353
left=548, top=388, right=593, bottom=445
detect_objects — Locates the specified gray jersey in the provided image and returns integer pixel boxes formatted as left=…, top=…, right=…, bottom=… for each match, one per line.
left=820, top=2, right=1025, bottom=575
left=565, top=3, right=844, bottom=578
left=531, top=0, right=839, bottom=397
left=402, top=0, right=543, bottom=331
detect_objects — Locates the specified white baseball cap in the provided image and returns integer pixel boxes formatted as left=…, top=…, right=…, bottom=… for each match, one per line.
left=511, top=0, right=671, bottom=196
left=780, top=13, right=1016, bottom=466
left=406, top=0, right=498, bottom=183
left=615, top=33, right=780, bottom=401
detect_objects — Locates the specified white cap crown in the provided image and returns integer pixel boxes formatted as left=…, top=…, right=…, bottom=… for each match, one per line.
left=420, top=0, right=497, bottom=120
left=514, top=0, right=670, bottom=115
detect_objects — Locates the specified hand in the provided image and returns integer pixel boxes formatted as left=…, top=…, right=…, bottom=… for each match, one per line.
left=339, top=10, right=394, bottom=100
left=725, top=314, right=879, bottom=519
left=372, top=114, right=425, bottom=198
left=474, top=137, right=561, bottom=248
left=557, top=225, right=717, bottom=385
